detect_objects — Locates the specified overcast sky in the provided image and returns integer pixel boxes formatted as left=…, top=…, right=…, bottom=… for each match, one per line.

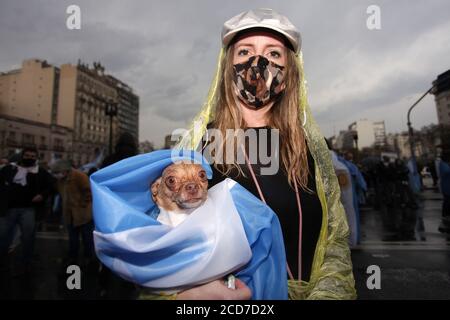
left=1, top=0, right=449, bottom=147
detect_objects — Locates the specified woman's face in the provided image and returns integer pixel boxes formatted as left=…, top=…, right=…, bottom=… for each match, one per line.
left=232, top=31, right=287, bottom=66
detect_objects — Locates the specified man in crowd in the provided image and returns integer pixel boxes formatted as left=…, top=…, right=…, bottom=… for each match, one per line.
left=438, top=148, right=450, bottom=233
left=0, top=147, right=54, bottom=275
left=51, top=159, right=94, bottom=266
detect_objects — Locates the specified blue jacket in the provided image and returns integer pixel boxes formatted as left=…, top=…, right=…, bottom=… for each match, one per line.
left=439, top=160, right=450, bottom=196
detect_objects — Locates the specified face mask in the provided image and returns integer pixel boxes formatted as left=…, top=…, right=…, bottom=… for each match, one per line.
left=53, top=172, right=66, bottom=180
left=233, top=55, right=285, bottom=109
left=21, top=158, right=36, bottom=167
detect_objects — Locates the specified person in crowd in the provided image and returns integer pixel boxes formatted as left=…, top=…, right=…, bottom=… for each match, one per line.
left=0, top=147, right=54, bottom=275
left=50, top=159, right=94, bottom=266
left=98, top=131, right=139, bottom=299
left=101, top=132, right=138, bottom=168
left=340, top=152, right=367, bottom=244
left=437, top=148, right=450, bottom=233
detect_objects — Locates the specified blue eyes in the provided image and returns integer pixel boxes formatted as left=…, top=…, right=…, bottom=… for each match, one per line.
left=237, top=49, right=282, bottom=59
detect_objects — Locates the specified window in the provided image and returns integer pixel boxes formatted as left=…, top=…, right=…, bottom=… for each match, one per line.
left=22, top=133, right=35, bottom=145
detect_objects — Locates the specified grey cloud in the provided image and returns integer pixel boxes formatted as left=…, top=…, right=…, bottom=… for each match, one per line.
left=1, top=0, right=449, bottom=145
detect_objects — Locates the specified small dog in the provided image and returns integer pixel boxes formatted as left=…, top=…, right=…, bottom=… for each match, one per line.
left=151, top=161, right=208, bottom=227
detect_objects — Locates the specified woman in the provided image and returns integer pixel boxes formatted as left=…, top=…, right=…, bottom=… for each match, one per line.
left=176, top=8, right=356, bottom=300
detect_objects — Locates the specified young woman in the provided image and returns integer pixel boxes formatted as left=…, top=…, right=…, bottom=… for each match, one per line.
left=176, top=8, right=356, bottom=300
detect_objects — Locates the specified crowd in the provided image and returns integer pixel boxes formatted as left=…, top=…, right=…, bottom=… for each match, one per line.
left=1, top=133, right=449, bottom=298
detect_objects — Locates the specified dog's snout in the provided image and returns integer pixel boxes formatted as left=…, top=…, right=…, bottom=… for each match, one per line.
left=184, top=183, right=199, bottom=194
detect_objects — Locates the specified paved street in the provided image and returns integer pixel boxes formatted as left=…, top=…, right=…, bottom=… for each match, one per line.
left=352, top=179, right=450, bottom=299
left=1, top=179, right=449, bottom=300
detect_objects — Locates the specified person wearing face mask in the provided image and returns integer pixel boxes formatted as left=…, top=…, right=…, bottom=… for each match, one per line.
left=0, top=147, right=55, bottom=275
left=50, top=160, right=94, bottom=267
left=175, top=8, right=356, bottom=300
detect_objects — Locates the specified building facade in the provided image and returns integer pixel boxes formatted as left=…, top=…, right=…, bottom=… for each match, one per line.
left=433, top=70, right=450, bottom=126
left=334, top=130, right=357, bottom=150
left=58, top=62, right=118, bottom=166
left=0, top=59, right=71, bottom=162
left=107, top=75, right=139, bottom=140
left=348, top=119, right=386, bottom=150
left=0, top=59, right=139, bottom=167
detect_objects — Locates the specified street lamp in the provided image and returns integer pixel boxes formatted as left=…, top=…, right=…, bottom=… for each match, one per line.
left=408, top=70, right=450, bottom=168
left=105, top=101, right=118, bottom=156
left=406, top=86, right=435, bottom=176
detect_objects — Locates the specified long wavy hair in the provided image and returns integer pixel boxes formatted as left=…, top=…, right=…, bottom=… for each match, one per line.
left=210, top=44, right=309, bottom=190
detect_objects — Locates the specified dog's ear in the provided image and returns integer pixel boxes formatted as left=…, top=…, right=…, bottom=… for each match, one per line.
left=150, top=177, right=161, bottom=202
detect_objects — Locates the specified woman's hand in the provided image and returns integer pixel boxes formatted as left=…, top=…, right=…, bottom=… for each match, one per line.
left=177, top=278, right=252, bottom=300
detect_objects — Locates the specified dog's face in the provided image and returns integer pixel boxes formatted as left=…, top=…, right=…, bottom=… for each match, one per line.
left=151, top=162, right=208, bottom=212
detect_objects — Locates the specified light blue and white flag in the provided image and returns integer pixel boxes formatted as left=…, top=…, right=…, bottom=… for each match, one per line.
left=91, top=149, right=288, bottom=299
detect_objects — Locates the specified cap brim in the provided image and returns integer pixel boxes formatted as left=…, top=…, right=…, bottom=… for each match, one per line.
left=222, top=23, right=300, bottom=53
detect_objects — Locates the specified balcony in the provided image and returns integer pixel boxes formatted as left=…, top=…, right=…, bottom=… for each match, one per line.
left=53, top=145, right=65, bottom=152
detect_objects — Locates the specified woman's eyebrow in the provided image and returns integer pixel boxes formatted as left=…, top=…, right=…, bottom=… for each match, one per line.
left=235, top=43, right=284, bottom=49
left=235, top=43, right=254, bottom=48
left=264, top=44, right=284, bottom=49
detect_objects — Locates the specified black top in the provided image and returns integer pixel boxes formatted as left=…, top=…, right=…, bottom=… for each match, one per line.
left=207, top=127, right=323, bottom=281
left=0, top=164, right=55, bottom=211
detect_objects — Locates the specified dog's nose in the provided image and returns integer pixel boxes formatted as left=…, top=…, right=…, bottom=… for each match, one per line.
left=184, top=183, right=199, bottom=194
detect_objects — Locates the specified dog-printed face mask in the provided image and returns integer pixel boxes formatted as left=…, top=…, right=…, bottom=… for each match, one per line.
left=232, top=55, right=285, bottom=109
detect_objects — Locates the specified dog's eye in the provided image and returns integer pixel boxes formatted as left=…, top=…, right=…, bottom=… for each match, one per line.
left=166, top=176, right=177, bottom=187
left=198, top=170, right=207, bottom=180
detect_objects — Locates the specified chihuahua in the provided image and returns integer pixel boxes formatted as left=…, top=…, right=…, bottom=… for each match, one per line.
left=151, top=161, right=208, bottom=227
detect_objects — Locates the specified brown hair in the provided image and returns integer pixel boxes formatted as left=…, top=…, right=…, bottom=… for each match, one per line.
left=211, top=44, right=309, bottom=190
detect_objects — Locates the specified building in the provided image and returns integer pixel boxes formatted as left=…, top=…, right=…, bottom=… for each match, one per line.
left=0, top=59, right=140, bottom=167
left=433, top=69, right=450, bottom=126
left=164, top=134, right=181, bottom=149
left=334, top=130, right=357, bottom=150
left=58, top=61, right=118, bottom=166
left=348, top=119, right=386, bottom=150
left=385, top=131, right=433, bottom=160
left=386, top=132, right=411, bottom=159
left=107, top=75, right=139, bottom=140
left=373, top=121, right=386, bottom=146
left=0, top=59, right=72, bottom=162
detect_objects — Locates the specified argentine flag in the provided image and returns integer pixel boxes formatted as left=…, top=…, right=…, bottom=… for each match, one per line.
left=91, top=149, right=288, bottom=299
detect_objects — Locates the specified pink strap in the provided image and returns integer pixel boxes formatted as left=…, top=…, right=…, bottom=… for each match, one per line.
left=241, top=145, right=267, bottom=204
left=240, top=145, right=303, bottom=282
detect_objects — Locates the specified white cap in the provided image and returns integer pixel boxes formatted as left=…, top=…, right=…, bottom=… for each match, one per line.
left=222, top=8, right=301, bottom=53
